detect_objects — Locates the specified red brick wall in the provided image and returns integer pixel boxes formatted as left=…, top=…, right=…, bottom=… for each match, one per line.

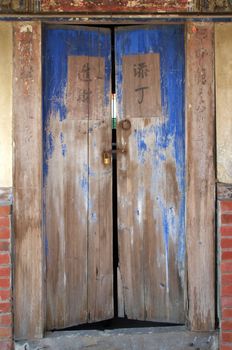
left=0, top=206, right=12, bottom=350
left=220, top=200, right=232, bottom=350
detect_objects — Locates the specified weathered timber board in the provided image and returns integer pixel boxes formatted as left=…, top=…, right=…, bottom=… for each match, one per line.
left=186, top=23, right=215, bottom=331
left=116, top=25, right=185, bottom=323
left=13, top=22, right=43, bottom=339
left=43, top=26, right=113, bottom=329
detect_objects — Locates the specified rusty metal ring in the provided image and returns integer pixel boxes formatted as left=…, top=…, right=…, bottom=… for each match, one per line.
left=120, top=119, right=131, bottom=131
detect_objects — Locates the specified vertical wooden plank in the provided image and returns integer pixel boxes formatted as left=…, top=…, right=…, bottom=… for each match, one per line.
left=186, top=23, right=215, bottom=331
left=43, top=27, right=113, bottom=329
left=116, top=26, right=185, bottom=323
left=215, top=23, right=232, bottom=184
left=13, top=22, right=43, bottom=339
left=87, top=55, right=113, bottom=322
left=88, top=118, right=113, bottom=322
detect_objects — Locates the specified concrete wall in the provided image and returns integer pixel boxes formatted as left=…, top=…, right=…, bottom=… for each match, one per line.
left=0, top=23, right=12, bottom=188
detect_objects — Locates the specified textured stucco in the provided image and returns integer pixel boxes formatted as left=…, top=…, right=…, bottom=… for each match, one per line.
left=216, top=23, right=232, bottom=184
left=0, top=22, right=12, bottom=187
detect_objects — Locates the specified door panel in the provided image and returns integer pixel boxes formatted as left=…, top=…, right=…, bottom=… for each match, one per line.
left=43, top=26, right=113, bottom=329
left=115, top=25, right=185, bottom=323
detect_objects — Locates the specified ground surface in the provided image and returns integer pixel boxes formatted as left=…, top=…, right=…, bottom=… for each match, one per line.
left=15, top=326, right=218, bottom=350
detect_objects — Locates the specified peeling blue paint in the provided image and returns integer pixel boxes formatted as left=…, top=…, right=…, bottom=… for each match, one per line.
left=84, top=164, right=96, bottom=177
left=47, top=132, right=54, bottom=159
left=60, top=132, right=67, bottom=157
left=45, top=235, right=49, bottom=257
left=43, top=26, right=111, bottom=180
left=90, top=212, right=97, bottom=223
left=116, top=25, right=185, bottom=293
left=134, top=129, right=148, bottom=164
left=80, top=175, right=88, bottom=195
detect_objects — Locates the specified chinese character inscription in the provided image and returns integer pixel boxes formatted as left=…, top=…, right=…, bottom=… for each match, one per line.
left=67, top=56, right=105, bottom=120
left=123, top=54, right=162, bottom=118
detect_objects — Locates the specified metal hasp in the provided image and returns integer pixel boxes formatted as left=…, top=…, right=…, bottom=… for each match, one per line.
left=102, top=147, right=127, bottom=165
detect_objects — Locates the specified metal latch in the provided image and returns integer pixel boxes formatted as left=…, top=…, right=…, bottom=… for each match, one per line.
left=102, top=147, right=127, bottom=166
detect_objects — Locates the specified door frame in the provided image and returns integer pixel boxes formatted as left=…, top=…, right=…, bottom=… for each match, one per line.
left=13, top=20, right=215, bottom=340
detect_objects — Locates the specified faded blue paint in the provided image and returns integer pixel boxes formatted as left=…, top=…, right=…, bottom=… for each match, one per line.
left=47, top=132, right=54, bottom=159
left=116, top=25, right=185, bottom=280
left=134, top=129, right=148, bottom=164
left=90, top=212, right=97, bottom=223
left=83, top=163, right=96, bottom=178
left=43, top=26, right=111, bottom=179
left=80, top=175, right=88, bottom=195
left=44, top=235, right=49, bottom=257
left=60, top=132, right=67, bottom=157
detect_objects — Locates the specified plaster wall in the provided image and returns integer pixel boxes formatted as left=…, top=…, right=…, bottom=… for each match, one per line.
left=216, top=23, right=232, bottom=184
left=0, top=23, right=12, bottom=188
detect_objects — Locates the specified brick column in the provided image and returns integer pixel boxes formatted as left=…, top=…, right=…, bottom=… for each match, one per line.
left=0, top=205, right=12, bottom=350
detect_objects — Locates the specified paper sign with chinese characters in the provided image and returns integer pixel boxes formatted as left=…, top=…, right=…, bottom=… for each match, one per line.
left=67, top=56, right=105, bottom=120
left=122, top=53, right=162, bottom=118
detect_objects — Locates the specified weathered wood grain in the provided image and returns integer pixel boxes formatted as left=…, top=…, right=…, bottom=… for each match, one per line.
left=123, top=54, right=161, bottom=119
left=13, top=22, right=43, bottom=339
left=186, top=23, right=215, bottom=331
left=116, top=26, right=185, bottom=323
left=43, top=27, right=113, bottom=329
left=88, top=117, right=113, bottom=322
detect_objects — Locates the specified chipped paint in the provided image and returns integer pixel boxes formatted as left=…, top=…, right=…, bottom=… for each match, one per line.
left=41, top=0, right=190, bottom=13
left=20, top=24, right=33, bottom=33
left=116, top=25, right=185, bottom=322
left=43, top=26, right=113, bottom=327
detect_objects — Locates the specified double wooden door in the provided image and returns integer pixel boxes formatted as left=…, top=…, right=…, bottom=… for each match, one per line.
left=43, top=24, right=185, bottom=330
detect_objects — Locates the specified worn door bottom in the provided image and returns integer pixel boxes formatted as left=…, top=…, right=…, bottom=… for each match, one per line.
left=15, top=326, right=218, bottom=350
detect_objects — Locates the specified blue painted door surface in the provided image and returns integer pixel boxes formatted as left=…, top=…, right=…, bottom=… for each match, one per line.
left=43, top=26, right=113, bottom=329
left=115, top=25, right=185, bottom=323
left=43, top=24, right=185, bottom=329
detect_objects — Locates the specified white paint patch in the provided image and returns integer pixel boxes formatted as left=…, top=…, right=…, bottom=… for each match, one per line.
left=20, top=24, right=33, bottom=33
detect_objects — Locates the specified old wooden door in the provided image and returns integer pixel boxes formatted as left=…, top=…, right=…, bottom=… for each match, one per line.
left=43, top=26, right=113, bottom=329
left=115, top=25, right=185, bottom=323
left=43, top=24, right=185, bottom=329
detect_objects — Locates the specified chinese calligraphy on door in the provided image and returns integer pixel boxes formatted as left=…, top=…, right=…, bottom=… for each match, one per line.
left=122, top=53, right=162, bottom=119
left=67, top=56, right=105, bottom=120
